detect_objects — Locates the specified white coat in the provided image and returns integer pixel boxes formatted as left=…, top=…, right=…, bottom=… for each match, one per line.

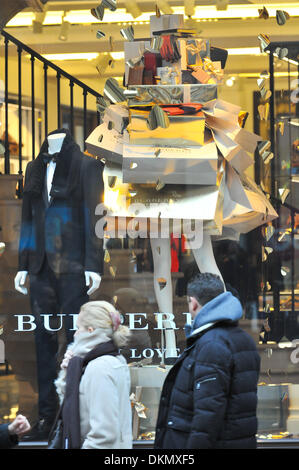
left=79, top=354, right=133, bottom=449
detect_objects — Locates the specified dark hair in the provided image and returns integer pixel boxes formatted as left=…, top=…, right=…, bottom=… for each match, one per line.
left=187, top=272, right=225, bottom=306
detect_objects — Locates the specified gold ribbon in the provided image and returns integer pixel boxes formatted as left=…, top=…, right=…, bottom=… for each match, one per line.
left=203, top=58, right=224, bottom=81
left=185, top=39, right=207, bottom=56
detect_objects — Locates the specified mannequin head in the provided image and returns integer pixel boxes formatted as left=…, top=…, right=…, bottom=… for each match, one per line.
left=187, top=273, right=225, bottom=319
left=47, top=132, right=66, bottom=154
left=75, top=300, right=131, bottom=347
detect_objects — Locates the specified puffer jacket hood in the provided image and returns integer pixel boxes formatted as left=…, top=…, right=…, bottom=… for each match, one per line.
left=185, top=291, right=243, bottom=338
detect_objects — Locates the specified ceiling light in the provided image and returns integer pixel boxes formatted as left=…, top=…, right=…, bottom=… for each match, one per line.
left=125, top=0, right=142, bottom=19
left=157, top=0, right=173, bottom=15
left=226, top=77, right=235, bottom=87
left=41, top=53, right=100, bottom=61
left=110, top=51, right=124, bottom=60
left=6, top=4, right=299, bottom=27
left=59, top=13, right=69, bottom=41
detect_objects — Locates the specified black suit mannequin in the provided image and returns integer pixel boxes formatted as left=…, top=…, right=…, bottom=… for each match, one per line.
left=15, top=128, right=104, bottom=439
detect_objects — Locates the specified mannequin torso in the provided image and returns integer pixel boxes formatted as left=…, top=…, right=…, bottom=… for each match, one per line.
left=46, top=133, right=66, bottom=202
left=15, top=131, right=101, bottom=296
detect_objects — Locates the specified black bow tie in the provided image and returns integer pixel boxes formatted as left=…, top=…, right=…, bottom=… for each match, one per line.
left=42, top=152, right=59, bottom=165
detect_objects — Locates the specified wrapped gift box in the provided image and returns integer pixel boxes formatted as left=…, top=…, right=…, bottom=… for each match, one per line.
left=150, top=14, right=184, bottom=36
left=127, top=106, right=205, bottom=147
left=178, top=38, right=210, bottom=69
left=156, top=66, right=180, bottom=85
left=124, top=40, right=152, bottom=86
left=127, top=84, right=217, bottom=107
left=103, top=172, right=225, bottom=237
left=103, top=104, right=129, bottom=134
left=85, top=122, right=123, bottom=164
left=122, top=141, right=218, bottom=185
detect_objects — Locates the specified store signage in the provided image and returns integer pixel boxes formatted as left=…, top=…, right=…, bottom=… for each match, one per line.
left=13, top=312, right=192, bottom=332
left=7, top=313, right=299, bottom=364
left=11, top=312, right=191, bottom=360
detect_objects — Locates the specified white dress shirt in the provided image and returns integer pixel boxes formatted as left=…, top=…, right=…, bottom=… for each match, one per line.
left=46, top=160, right=56, bottom=201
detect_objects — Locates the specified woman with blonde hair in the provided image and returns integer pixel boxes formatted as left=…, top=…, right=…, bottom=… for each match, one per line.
left=51, top=300, right=132, bottom=449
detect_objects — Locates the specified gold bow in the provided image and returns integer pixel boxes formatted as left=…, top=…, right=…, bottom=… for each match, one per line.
left=203, top=58, right=224, bottom=82
left=186, top=39, right=207, bottom=56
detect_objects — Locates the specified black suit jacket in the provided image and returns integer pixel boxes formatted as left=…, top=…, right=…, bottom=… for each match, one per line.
left=18, top=128, right=104, bottom=275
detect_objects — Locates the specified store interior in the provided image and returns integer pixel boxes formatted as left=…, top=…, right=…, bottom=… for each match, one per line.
left=0, top=0, right=299, bottom=446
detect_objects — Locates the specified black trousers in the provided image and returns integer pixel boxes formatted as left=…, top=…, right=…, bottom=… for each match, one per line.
left=29, top=257, right=88, bottom=423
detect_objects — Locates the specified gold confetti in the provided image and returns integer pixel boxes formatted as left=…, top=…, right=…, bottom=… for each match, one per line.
left=275, top=47, right=288, bottom=59
left=258, top=140, right=271, bottom=155
left=258, top=33, right=270, bottom=52
left=278, top=121, right=285, bottom=135
left=130, top=162, right=138, bottom=169
left=156, top=179, right=165, bottom=191
left=260, top=88, right=272, bottom=101
left=257, top=78, right=266, bottom=90
left=262, top=151, right=274, bottom=165
left=280, top=188, right=290, bottom=204
left=258, top=6, right=269, bottom=20
left=157, top=277, right=167, bottom=290
left=276, top=10, right=290, bottom=26
left=104, top=250, right=111, bottom=263
left=109, top=266, right=117, bottom=277
left=265, top=224, right=275, bottom=242
left=108, top=176, right=117, bottom=188
left=0, top=242, right=5, bottom=256
left=96, top=30, right=106, bottom=39
left=258, top=102, right=269, bottom=120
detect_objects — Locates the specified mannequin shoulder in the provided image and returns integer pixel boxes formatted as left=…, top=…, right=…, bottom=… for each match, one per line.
left=82, top=154, right=104, bottom=173
left=24, top=161, right=34, bottom=178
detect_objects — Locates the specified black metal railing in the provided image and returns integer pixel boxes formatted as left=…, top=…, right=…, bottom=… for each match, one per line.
left=1, top=29, right=102, bottom=191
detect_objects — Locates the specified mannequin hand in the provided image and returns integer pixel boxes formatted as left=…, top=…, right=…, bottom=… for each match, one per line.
left=14, top=271, right=28, bottom=295
left=8, top=415, right=31, bottom=437
left=85, top=271, right=101, bottom=296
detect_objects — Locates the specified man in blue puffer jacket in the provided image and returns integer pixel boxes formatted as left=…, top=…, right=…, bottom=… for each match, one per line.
left=154, top=272, right=260, bottom=449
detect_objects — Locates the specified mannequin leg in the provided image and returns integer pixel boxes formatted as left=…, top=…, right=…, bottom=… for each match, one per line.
left=150, top=237, right=178, bottom=362
left=192, top=232, right=225, bottom=287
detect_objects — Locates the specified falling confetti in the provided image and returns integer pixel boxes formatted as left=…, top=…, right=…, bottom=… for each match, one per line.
left=275, top=47, right=288, bottom=59
left=265, top=224, right=275, bottom=241
left=104, top=249, right=111, bottom=263
left=109, top=266, right=117, bottom=277
left=276, top=10, right=290, bottom=26
left=258, top=7, right=269, bottom=20
left=96, top=30, right=106, bottom=39
left=157, top=277, right=167, bottom=290
left=0, top=242, right=5, bottom=256
left=156, top=179, right=165, bottom=191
